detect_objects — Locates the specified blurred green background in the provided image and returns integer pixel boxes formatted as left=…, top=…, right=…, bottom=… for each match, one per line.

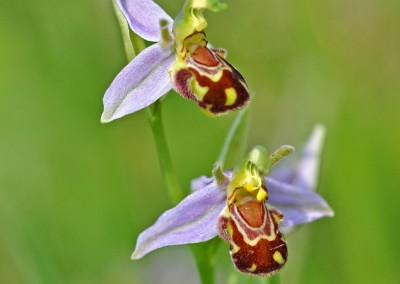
left=1, top=0, right=399, bottom=283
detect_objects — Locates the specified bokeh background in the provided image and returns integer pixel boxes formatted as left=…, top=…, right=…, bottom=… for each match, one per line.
left=1, top=0, right=399, bottom=283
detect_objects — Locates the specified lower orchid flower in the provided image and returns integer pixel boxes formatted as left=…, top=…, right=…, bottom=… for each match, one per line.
left=101, top=0, right=250, bottom=123
left=131, top=125, right=334, bottom=275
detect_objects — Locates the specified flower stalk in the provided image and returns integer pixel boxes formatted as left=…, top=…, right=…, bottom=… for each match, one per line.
left=216, top=107, right=249, bottom=170
left=191, top=238, right=221, bottom=284
left=113, top=1, right=183, bottom=205
left=112, top=2, right=212, bottom=280
left=190, top=106, right=251, bottom=284
left=147, top=100, right=183, bottom=205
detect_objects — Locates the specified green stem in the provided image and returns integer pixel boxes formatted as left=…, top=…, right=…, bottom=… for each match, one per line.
left=216, top=107, right=249, bottom=170
left=112, top=0, right=135, bottom=61
left=113, top=1, right=184, bottom=205
left=190, top=238, right=220, bottom=284
left=190, top=108, right=250, bottom=284
left=147, top=98, right=217, bottom=283
left=147, top=101, right=183, bottom=205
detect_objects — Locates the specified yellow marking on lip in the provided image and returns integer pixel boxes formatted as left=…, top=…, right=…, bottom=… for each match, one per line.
left=191, top=79, right=209, bottom=100
left=230, top=240, right=240, bottom=254
left=247, top=263, right=257, bottom=272
left=273, top=251, right=285, bottom=265
left=256, top=188, right=267, bottom=201
left=225, top=87, right=237, bottom=106
left=208, top=69, right=224, bottom=82
left=226, top=222, right=240, bottom=254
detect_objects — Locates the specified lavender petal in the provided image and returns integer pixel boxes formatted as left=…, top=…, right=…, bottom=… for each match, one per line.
left=266, top=177, right=334, bottom=228
left=115, top=0, right=173, bottom=42
left=132, top=182, right=226, bottom=259
left=101, top=44, right=174, bottom=123
left=190, top=175, right=214, bottom=192
left=270, top=125, right=326, bottom=192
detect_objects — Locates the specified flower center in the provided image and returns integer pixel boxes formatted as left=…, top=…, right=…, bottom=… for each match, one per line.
left=228, top=162, right=268, bottom=205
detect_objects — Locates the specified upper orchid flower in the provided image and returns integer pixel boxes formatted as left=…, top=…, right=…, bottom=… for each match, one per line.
left=131, top=125, right=334, bottom=275
left=101, top=0, right=250, bottom=123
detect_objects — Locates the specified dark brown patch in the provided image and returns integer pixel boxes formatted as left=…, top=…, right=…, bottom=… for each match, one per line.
left=188, top=67, right=249, bottom=114
left=219, top=202, right=288, bottom=275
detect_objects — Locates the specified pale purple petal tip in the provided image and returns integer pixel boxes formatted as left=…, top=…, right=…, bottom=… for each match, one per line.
left=266, top=178, right=334, bottom=228
left=132, top=183, right=226, bottom=259
left=190, top=176, right=214, bottom=192
left=101, top=44, right=174, bottom=123
left=270, top=125, right=326, bottom=192
left=115, top=0, right=173, bottom=42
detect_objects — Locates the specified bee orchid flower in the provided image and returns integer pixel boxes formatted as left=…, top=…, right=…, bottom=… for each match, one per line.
left=102, top=0, right=250, bottom=123
left=131, top=125, right=334, bottom=275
